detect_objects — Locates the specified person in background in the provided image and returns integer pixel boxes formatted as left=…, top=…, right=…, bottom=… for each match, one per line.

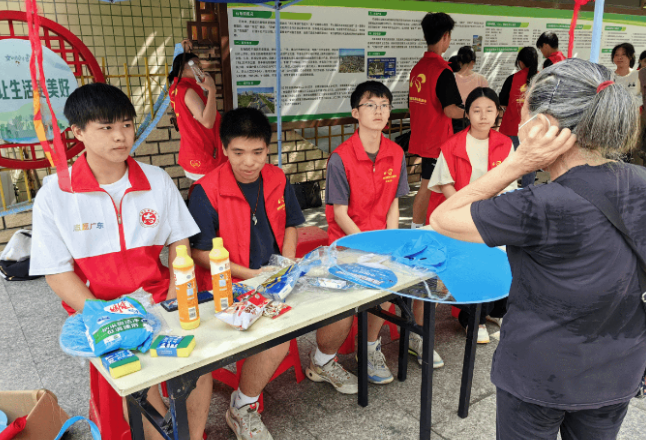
left=428, top=87, right=515, bottom=343
left=638, top=50, right=646, bottom=70
left=454, top=46, right=489, bottom=133
left=499, top=47, right=539, bottom=137
left=409, top=12, right=463, bottom=230
left=536, top=32, right=565, bottom=69
left=431, top=57, right=645, bottom=440
left=448, top=55, right=461, bottom=73
left=500, top=47, right=540, bottom=187
left=613, top=43, right=642, bottom=111
left=168, top=51, right=227, bottom=181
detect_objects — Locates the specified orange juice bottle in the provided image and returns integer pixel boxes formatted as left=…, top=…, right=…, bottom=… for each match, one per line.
left=210, top=238, right=233, bottom=313
left=173, top=245, right=200, bottom=330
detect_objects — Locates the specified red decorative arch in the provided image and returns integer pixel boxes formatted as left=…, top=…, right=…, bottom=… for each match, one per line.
left=0, top=11, right=105, bottom=170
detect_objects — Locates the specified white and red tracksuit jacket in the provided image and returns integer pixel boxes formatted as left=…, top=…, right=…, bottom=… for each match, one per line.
left=30, top=155, right=200, bottom=314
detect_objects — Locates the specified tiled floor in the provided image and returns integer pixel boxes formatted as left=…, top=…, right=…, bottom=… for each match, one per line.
left=1, top=189, right=645, bottom=439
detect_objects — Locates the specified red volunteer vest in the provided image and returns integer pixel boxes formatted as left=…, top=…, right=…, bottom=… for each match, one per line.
left=426, top=129, right=512, bottom=223
left=409, top=52, right=454, bottom=159
left=548, top=51, right=566, bottom=65
left=169, top=77, right=226, bottom=175
left=499, top=68, right=530, bottom=137
left=325, top=131, right=405, bottom=245
left=194, top=162, right=287, bottom=290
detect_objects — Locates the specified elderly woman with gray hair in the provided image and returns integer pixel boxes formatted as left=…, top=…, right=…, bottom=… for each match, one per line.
left=431, top=57, right=646, bottom=439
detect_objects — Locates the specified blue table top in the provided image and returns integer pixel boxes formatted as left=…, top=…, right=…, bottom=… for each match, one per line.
left=333, top=229, right=511, bottom=304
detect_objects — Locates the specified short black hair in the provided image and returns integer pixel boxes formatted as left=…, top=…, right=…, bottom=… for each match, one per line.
left=612, top=43, right=636, bottom=68
left=220, top=107, right=272, bottom=149
left=536, top=32, right=559, bottom=50
left=350, top=81, right=393, bottom=109
left=421, top=13, right=455, bottom=46
left=465, top=87, right=502, bottom=125
left=64, top=83, right=136, bottom=130
left=640, top=50, right=646, bottom=63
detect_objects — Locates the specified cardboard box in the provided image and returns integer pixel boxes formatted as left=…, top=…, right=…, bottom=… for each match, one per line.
left=0, top=390, right=69, bottom=440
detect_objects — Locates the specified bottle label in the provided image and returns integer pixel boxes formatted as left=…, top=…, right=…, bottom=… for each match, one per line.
left=211, top=259, right=233, bottom=313
left=175, top=267, right=200, bottom=325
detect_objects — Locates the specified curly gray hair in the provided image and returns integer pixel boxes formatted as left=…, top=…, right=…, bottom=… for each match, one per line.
left=526, top=58, right=639, bottom=158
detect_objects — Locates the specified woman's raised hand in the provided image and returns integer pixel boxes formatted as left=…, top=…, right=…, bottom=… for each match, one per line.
left=514, top=117, right=577, bottom=174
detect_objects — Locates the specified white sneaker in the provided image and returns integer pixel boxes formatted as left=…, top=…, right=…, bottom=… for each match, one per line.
left=466, top=324, right=490, bottom=344
left=408, top=333, right=444, bottom=368
left=486, top=316, right=503, bottom=328
left=226, top=393, right=273, bottom=440
left=365, top=338, right=394, bottom=384
left=306, top=352, right=358, bottom=394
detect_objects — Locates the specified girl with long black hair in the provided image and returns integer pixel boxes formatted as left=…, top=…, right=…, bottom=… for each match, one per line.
left=499, top=47, right=539, bottom=137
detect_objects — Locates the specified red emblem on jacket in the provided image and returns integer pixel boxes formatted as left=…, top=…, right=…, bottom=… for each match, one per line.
left=139, top=209, right=159, bottom=228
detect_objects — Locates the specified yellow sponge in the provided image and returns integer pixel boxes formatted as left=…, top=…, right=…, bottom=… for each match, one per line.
left=150, top=335, right=196, bottom=357
left=101, top=350, right=141, bottom=379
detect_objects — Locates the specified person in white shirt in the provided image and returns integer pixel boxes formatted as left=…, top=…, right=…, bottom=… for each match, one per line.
left=612, top=43, right=642, bottom=110
left=30, top=83, right=213, bottom=440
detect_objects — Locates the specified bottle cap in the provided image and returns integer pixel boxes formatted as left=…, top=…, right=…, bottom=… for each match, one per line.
left=176, top=245, right=188, bottom=257
left=188, top=59, right=195, bottom=66
left=213, top=237, right=223, bottom=248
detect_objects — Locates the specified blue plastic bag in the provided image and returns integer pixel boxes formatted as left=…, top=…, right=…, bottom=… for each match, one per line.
left=81, top=296, right=156, bottom=356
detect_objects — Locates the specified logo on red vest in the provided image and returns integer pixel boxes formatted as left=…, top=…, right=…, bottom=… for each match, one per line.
left=139, top=209, right=159, bottom=228
left=277, top=196, right=285, bottom=211
left=189, top=160, right=202, bottom=169
left=383, top=168, right=398, bottom=183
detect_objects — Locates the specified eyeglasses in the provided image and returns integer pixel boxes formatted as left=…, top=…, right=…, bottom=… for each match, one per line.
left=357, top=103, right=393, bottom=113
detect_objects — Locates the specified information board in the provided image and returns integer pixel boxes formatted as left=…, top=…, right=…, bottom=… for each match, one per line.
left=227, top=1, right=646, bottom=122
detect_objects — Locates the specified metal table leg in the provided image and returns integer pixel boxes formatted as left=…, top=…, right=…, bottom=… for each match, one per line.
left=419, top=300, right=435, bottom=440
left=167, top=375, right=199, bottom=440
left=127, top=395, right=146, bottom=440
left=357, top=309, right=369, bottom=407
left=458, top=302, right=482, bottom=418
left=397, top=297, right=412, bottom=382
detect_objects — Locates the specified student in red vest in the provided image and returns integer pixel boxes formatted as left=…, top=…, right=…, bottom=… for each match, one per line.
left=409, top=12, right=464, bottom=230
left=325, top=81, right=415, bottom=383
left=536, top=32, right=566, bottom=69
left=499, top=47, right=539, bottom=138
left=188, top=108, right=358, bottom=440
left=168, top=52, right=227, bottom=181
left=428, top=87, right=515, bottom=343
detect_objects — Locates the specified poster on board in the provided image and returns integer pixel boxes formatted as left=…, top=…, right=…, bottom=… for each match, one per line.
left=227, top=0, right=646, bottom=123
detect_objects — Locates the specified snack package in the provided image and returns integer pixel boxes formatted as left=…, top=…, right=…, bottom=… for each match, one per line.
left=232, top=282, right=255, bottom=302
left=215, top=292, right=270, bottom=330
left=263, top=301, right=292, bottom=319
left=81, top=296, right=157, bottom=356
left=256, top=264, right=303, bottom=302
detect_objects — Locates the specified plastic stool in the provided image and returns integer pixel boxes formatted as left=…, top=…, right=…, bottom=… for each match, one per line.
left=296, top=226, right=328, bottom=257
left=89, top=364, right=131, bottom=440
left=211, top=338, right=304, bottom=413
left=338, top=303, right=400, bottom=355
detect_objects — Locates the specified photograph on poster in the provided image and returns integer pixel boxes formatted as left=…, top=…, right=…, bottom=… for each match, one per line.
left=368, top=57, right=397, bottom=79
left=339, top=48, right=365, bottom=73
left=237, top=87, right=276, bottom=114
